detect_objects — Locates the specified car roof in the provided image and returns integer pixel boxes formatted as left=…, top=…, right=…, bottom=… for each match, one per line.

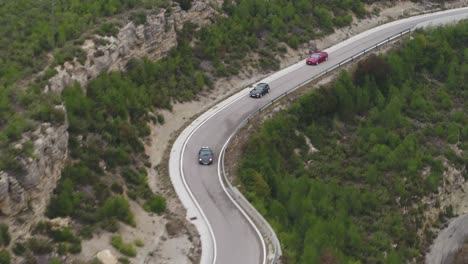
left=255, top=83, right=268, bottom=88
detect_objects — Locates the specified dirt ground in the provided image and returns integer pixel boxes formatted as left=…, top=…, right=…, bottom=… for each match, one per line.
left=79, top=1, right=468, bottom=263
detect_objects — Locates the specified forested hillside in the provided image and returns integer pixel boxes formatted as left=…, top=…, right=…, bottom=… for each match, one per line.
left=0, top=0, right=155, bottom=176
left=237, top=22, right=468, bottom=263
left=48, top=0, right=389, bottom=237
left=0, top=0, right=154, bottom=86
left=0, top=0, right=386, bottom=175
left=0, top=0, right=455, bottom=262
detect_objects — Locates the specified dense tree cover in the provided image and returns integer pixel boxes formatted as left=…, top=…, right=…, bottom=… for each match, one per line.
left=45, top=43, right=208, bottom=230
left=0, top=0, right=426, bottom=174
left=0, top=0, right=156, bottom=86
left=196, top=0, right=371, bottom=76
left=238, top=22, right=468, bottom=263
left=0, top=250, right=11, bottom=264
left=0, top=224, right=10, bottom=247
left=0, top=0, right=155, bottom=177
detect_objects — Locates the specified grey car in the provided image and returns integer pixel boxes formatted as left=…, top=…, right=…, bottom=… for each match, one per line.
left=198, top=147, right=214, bottom=165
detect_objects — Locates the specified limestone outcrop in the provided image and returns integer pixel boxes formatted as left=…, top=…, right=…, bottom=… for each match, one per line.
left=45, top=0, right=217, bottom=94
left=0, top=120, right=68, bottom=239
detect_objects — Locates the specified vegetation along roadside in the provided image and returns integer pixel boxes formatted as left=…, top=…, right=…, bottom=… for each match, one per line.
left=235, top=21, right=468, bottom=263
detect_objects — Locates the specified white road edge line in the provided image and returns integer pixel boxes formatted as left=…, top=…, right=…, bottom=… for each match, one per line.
left=180, top=89, right=250, bottom=264
left=180, top=131, right=218, bottom=264
left=218, top=140, right=267, bottom=264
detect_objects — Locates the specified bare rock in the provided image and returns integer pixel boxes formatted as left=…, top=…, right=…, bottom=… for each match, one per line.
left=0, top=173, right=8, bottom=201
left=0, top=121, right=68, bottom=241
left=0, top=173, right=25, bottom=215
left=97, top=249, right=118, bottom=264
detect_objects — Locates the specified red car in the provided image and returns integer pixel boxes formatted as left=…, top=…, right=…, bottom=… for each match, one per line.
left=306, top=51, right=328, bottom=65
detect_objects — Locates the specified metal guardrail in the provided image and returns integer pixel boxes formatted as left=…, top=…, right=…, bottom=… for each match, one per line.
left=220, top=27, right=412, bottom=264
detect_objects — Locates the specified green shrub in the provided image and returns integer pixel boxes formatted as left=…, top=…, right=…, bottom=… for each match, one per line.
left=88, top=258, right=104, bottom=264
left=22, top=140, right=35, bottom=158
left=118, top=257, right=130, bottom=264
left=447, top=123, right=460, bottom=144
left=100, top=196, right=135, bottom=226
left=121, top=167, right=146, bottom=186
left=462, top=125, right=468, bottom=141
left=111, top=183, right=124, bottom=194
left=0, top=224, right=10, bottom=247
left=144, top=195, right=166, bottom=214
left=352, top=2, right=366, bottom=18
left=57, top=243, right=68, bottom=255
left=49, top=258, right=61, bottom=264
left=4, top=116, right=28, bottom=141
left=134, top=239, right=144, bottom=247
left=130, top=11, right=147, bottom=25
left=94, top=38, right=111, bottom=46
left=31, top=102, right=66, bottom=123
left=175, top=0, right=192, bottom=11
left=26, top=238, right=53, bottom=254
left=104, top=147, right=130, bottom=169
left=68, top=242, right=82, bottom=254
left=12, top=242, right=26, bottom=256
left=79, top=226, right=95, bottom=239
left=0, top=250, right=11, bottom=264
left=101, top=217, right=120, bottom=233
left=451, top=111, right=467, bottom=124
left=314, top=7, right=333, bottom=31
left=111, top=235, right=136, bottom=257
left=156, top=113, right=165, bottom=124
left=50, top=227, right=79, bottom=243
left=96, top=23, right=119, bottom=37
left=53, top=45, right=86, bottom=65
left=0, top=148, right=26, bottom=175
left=333, top=14, right=353, bottom=27
left=46, top=178, right=77, bottom=218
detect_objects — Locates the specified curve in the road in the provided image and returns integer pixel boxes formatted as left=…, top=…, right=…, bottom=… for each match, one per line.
left=169, top=7, right=468, bottom=264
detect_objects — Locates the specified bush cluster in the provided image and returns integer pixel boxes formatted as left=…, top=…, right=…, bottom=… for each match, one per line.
left=0, top=224, right=10, bottom=247
left=111, top=235, right=137, bottom=257
left=0, top=250, right=11, bottom=264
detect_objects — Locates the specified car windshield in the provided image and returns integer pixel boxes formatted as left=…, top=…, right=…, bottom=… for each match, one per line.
left=310, top=54, right=321, bottom=58
left=200, top=149, right=212, bottom=156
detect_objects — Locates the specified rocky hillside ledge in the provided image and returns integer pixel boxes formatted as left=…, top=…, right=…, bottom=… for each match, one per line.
left=45, top=0, right=216, bottom=94
left=0, top=119, right=68, bottom=239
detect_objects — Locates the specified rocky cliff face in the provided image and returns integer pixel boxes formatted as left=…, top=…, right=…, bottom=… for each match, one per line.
left=45, top=0, right=217, bottom=94
left=0, top=120, right=68, bottom=238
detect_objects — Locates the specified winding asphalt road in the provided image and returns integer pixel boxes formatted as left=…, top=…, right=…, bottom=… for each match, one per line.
left=170, top=7, right=468, bottom=264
